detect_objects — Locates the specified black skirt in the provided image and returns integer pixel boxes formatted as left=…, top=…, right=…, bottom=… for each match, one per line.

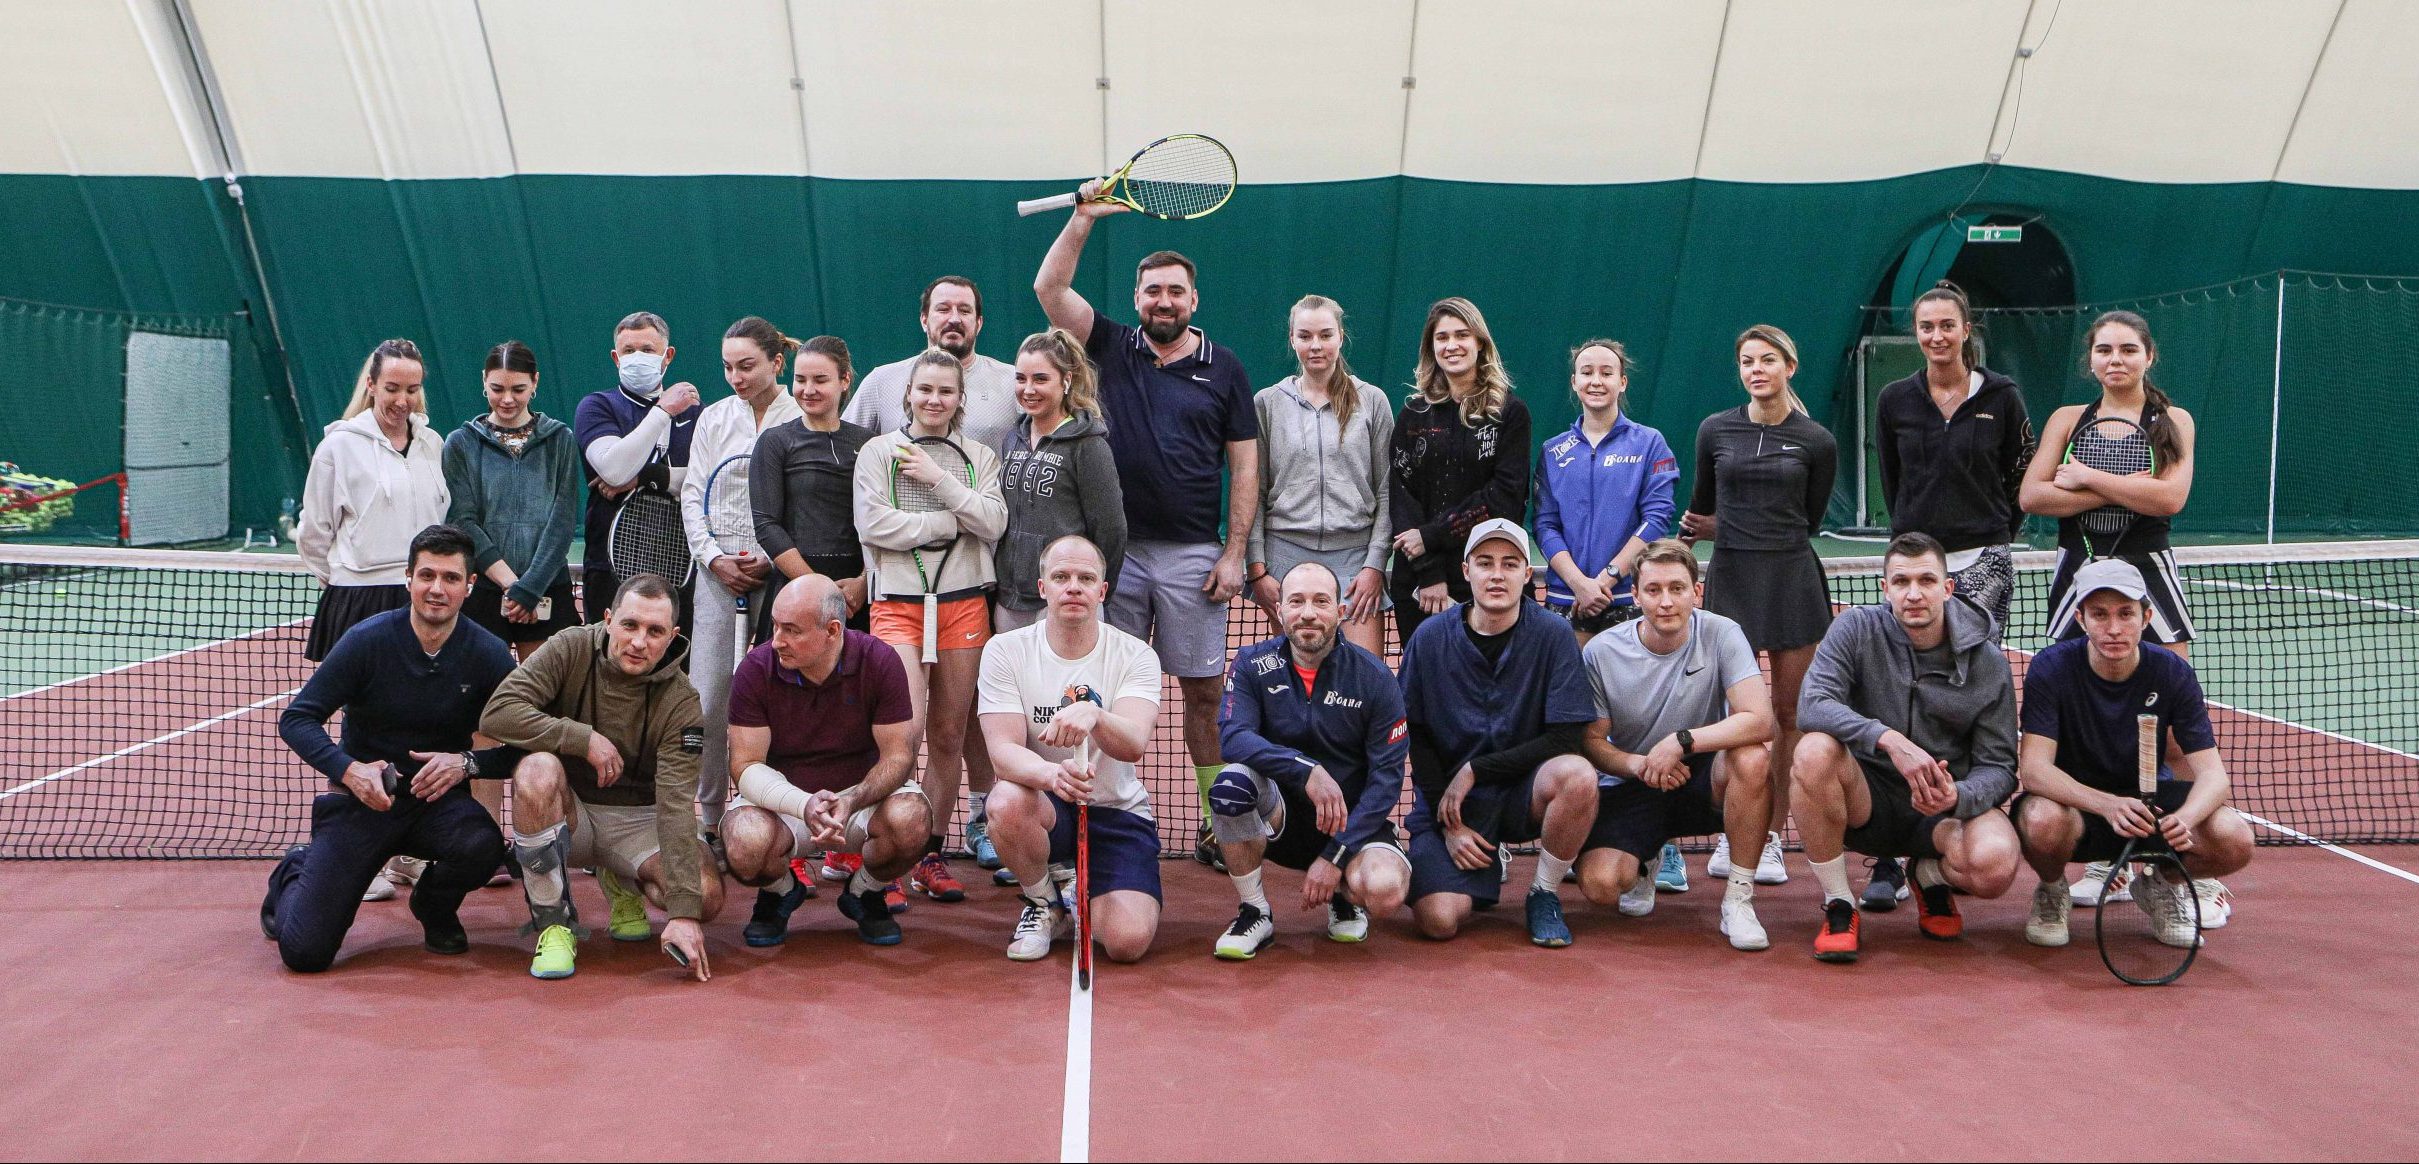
left=304, top=583, right=409, bottom=661
left=1703, top=545, right=1832, bottom=654
left=463, top=575, right=582, bottom=644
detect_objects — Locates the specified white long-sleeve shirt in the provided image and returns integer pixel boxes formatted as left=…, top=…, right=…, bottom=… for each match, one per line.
left=680, top=390, right=801, bottom=572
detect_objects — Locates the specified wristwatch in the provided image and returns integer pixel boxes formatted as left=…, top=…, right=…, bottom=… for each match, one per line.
left=1676, top=729, right=1696, bottom=757
left=459, top=750, right=482, bottom=778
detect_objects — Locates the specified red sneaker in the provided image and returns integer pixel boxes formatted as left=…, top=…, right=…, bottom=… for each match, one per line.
left=1915, top=880, right=1963, bottom=940
left=910, top=853, right=967, bottom=902
left=1813, top=898, right=1861, bottom=963
left=883, top=880, right=910, bottom=915
left=819, top=851, right=861, bottom=883
left=784, top=858, right=819, bottom=898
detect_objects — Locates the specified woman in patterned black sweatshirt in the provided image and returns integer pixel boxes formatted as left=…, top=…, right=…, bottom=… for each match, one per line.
left=1387, top=297, right=1532, bottom=644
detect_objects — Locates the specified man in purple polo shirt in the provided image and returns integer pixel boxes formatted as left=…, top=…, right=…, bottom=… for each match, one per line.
left=1036, top=185, right=1260, bottom=865
left=716, top=574, right=923, bottom=947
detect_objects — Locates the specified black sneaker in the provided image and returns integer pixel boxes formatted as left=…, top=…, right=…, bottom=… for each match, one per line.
left=1194, top=822, right=1226, bottom=872
left=420, top=916, right=470, bottom=956
left=743, top=881, right=811, bottom=947
left=262, top=845, right=306, bottom=942
left=1862, top=857, right=1909, bottom=912
left=837, top=886, right=905, bottom=946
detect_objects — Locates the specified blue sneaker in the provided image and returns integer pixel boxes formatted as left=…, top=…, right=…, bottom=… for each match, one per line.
left=743, top=880, right=812, bottom=947
left=1525, top=887, right=1573, bottom=948
left=1655, top=843, right=1690, bottom=893
left=968, top=817, right=1002, bottom=870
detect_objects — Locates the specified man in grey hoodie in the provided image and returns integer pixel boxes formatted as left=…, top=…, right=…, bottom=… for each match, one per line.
left=1791, top=532, right=2021, bottom=963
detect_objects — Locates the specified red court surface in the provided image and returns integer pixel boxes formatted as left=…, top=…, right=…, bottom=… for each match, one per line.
left=4, top=846, right=2414, bottom=1161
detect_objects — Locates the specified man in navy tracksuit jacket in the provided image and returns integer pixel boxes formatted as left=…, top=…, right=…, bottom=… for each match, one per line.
left=1534, top=410, right=1678, bottom=627
left=1206, top=563, right=1410, bottom=957
left=263, top=525, right=521, bottom=972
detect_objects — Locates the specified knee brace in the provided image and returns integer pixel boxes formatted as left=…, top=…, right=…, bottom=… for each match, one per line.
left=1207, top=766, right=1274, bottom=845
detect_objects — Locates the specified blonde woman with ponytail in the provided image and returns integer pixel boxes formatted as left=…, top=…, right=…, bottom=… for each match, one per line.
left=1250, top=294, right=1394, bottom=656
left=1681, top=324, right=1837, bottom=888
left=298, top=338, right=450, bottom=663
left=996, top=328, right=1126, bottom=633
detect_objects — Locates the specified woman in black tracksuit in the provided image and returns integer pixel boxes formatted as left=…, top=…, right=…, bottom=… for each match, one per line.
left=1387, top=297, right=1532, bottom=645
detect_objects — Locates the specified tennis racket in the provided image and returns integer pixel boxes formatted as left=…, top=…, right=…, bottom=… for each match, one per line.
left=888, top=434, right=975, bottom=664
left=2096, top=713, right=2202, bottom=986
left=702, top=453, right=760, bottom=672
left=2064, top=413, right=2157, bottom=560
left=1075, top=737, right=1093, bottom=993
left=606, top=487, right=694, bottom=589
left=1016, top=133, right=1237, bottom=220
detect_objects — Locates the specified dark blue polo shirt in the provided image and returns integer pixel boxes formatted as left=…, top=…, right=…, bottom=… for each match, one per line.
left=2021, top=638, right=2216, bottom=795
left=1084, top=312, right=1256, bottom=544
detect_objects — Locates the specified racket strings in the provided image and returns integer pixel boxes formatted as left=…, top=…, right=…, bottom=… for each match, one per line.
left=2071, top=422, right=2154, bottom=540
left=610, top=491, right=691, bottom=580
left=705, top=461, right=758, bottom=553
left=1123, top=138, right=1236, bottom=218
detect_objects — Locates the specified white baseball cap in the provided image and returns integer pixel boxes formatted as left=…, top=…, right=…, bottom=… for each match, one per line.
left=1462, top=517, right=1533, bottom=562
left=2071, top=558, right=2151, bottom=603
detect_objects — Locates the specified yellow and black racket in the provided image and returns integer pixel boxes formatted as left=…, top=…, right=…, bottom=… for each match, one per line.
left=1016, top=134, right=1237, bottom=220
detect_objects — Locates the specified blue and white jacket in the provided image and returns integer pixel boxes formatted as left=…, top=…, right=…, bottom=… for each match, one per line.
left=1534, top=412, right=1678, bottom=607
left=1219, top=636, right=1408, bottom=867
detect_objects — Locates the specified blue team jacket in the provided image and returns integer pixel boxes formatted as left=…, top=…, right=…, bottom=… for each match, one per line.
left=1219, top=636, right=1408, bottom=865
left=1534, top=412, right=1678, bottom=607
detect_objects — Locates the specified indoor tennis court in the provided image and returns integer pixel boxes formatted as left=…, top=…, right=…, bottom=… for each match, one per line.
left=6, top=2, right=2419, bottom=1161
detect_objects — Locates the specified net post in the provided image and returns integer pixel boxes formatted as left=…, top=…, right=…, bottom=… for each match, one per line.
left=113, top=471, right=130, bottom=545
left=2267, top=274, right=2285, bottom=546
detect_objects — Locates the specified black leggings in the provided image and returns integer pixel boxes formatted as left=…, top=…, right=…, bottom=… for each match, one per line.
left=266, top=786, right=504, bottom=973
left=1389, top=567, right=1473, bottom=646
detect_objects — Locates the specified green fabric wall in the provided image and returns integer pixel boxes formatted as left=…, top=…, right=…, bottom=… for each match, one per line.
left=5, top=166, right=2418, bottom=540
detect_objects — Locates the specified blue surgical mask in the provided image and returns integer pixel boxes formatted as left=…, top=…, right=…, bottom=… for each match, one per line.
left=617, top=351, right=665, bottom=397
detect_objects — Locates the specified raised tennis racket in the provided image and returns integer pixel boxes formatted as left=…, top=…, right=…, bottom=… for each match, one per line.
left=2064, top=413, right=2157, bottom=560
left=702, top=453, right=760, bottom=672
left=1075, top=736, right=1093, bottom=993
left=607, top=487, right=694, bottom=589
left=2096, top=713, right=2202, bottom=986
left=1016, top=133, right=1237, bottom=220
left=888, top=434, right=974, bottom=664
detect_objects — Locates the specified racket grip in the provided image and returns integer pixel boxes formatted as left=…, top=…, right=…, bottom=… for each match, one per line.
left=1016, top=191, right=1081, bottom=217
left=922, top=594, right=939, bottom=664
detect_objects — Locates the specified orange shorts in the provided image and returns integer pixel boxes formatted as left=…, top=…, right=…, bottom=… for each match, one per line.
left=870, top=595, right=993, bottom=651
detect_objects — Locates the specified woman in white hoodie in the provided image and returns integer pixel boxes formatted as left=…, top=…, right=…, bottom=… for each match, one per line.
left=297, top=339, right=451, bottom=662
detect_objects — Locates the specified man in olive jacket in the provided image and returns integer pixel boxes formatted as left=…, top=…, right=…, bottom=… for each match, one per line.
left=481, top=573, right=722, bottom=980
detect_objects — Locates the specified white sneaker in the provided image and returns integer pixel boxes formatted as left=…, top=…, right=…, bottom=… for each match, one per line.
left=1753, top=832, right=1789, bottom=885
left=360, top=873, right=397, bottom=902
left=2132, top=874, right=2203, bottom=949
left=1326, top=899, right=1370, bottom=943
left=2192, top=879, right=2233, bottom=929
left=2025, top=880, right=2072, bottom=947
left=1707, top=835, right=1734, bottom=878
left=2071, top=860, right=2132, bottom=905
left=1719, top=897, right=1769, bottom=951
left=1006, top=898, right=1070, bottom=961
left=1617, top=872, right=1657, bottom=917
left=385, top=855, right=427, bottom=887
left=1214, top=904, right=1277, bottom=960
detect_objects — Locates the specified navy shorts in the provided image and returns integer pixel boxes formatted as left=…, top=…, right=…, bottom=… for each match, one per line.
left=1843, top=762, right=1952, bottom=860
left=2014, top=781, right=2194, bottom=865
left=1583, top=755, right=1725, bottom=863
left=1046, top=793, right=1163, bottom=902
left=1262, top=776, right=1406, bottom=873
left=1405, top=771, right=1542, bottom=907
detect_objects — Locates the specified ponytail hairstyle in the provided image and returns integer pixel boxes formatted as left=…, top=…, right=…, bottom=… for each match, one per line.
left=1569, top=337, right=1633, bottom=414
left=796, top=335, right=853, bottom=384
left=1911, top=279, right=1983, bottom=371
left=342, top=338, right=427, bottom=420
left=724, top=315, right=799, bottom=365
left=483, top=339, right=538, bottom=378
left=1734, top=324, right=1807, bottom=415
left=1289, top=294, right=1360, bottom=430
left=1016, top=328, right=1101, bottom=421
left=899, top=346, right=968, bottom=433
left=2085, top=310, right=2183, bottom=467
left=1414, top=296, right=1512, bottom=426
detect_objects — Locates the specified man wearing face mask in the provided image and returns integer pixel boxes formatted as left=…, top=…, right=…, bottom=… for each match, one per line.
left=843, top=276, right=1021, bottom=451
left=574, top=311, right=704, bottom=625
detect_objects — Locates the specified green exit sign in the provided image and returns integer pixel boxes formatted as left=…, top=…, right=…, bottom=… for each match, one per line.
left=1967, top=224, right=2023, bottom=243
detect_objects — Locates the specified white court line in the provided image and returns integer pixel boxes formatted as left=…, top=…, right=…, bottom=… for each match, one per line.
left=2240, top=812, right=2419, bottom=886
left=2187, top=576, right=2419, bottom=618
left=1060, top=954, right=1093, bottom=1164
left=0, top=688, right=300, bottom=801
left=0, top=618, right=309, bottom=704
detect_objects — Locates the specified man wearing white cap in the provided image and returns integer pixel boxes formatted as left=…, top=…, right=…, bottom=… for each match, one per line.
left=1397, top=517, right=1600, bottom=947
left=2011, top=557, right=2254, bottom=950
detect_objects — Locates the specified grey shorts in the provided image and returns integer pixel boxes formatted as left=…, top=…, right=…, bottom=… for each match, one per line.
left=1105, top=539, right=1231, bottom=678
left=567, top=800, right=661, bottom=882
left=1262, top=534, right=1390, bottom=613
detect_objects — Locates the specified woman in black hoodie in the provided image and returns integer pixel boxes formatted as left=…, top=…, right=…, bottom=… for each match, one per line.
left=1876, top=281, right=2035, bottom=637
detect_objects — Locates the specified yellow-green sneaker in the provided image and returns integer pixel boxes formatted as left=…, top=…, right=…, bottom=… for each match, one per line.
left=596, top=867, right=652, bottom=942
left=530, top=923, right=577, bottom=979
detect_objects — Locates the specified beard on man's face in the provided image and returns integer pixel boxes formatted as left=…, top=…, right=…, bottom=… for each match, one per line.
left=1141, top=312, right=1189, bottom=345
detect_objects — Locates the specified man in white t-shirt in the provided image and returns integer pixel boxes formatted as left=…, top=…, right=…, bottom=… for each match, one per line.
left=842, top=276, right=1021, bottom=451
left=1574, top=540, right=1779, bottom=950
left=978, top=535, right=1166, bottom=963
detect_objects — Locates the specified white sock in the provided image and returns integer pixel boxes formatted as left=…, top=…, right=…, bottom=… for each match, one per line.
left=1811, top=855, right=1854, bottom=904
left=847, top=865, right=883, bottom=896
left=1911, top=857, right=1946, bottom=889
left=1229, top=867, right=1268, bottom=912
left=1725, top=865, right=1756, bottom=902
left=766, top=871, right=797, bottom=896
left=1533, top=848, right=1575, bottom=892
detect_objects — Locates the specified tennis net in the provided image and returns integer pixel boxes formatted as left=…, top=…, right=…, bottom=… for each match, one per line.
left=5, top=540, right=2416, bottom=859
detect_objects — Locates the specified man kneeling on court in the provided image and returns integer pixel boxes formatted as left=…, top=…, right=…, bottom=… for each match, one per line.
left=265, top=524, right=518, bottom=972
left=481, top=573, right=721, bottom=980
left=979, top=535, right=1166, bottom=963
left=1207, top=562, right=1410, bottom=959
left=1400, top=519, right=1600, bottom=947
left=2012, top=559, right=2253, bottom=950
left=1571, top=540, right=1777, bottom=950
left=1793, top=532, right=2022, bottom=962
left=718, top=575, right=921, bottom=947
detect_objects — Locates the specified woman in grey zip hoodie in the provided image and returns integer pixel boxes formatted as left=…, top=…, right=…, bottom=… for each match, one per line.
left=442, top=341, right=582, bottom=654
left=1248, top=294, right=1394, bottom=656
left=993, top=328, right=1126, bottom=631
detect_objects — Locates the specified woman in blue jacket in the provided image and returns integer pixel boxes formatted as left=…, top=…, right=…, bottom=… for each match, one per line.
left=1536, top=339, right=1677, bottom=645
